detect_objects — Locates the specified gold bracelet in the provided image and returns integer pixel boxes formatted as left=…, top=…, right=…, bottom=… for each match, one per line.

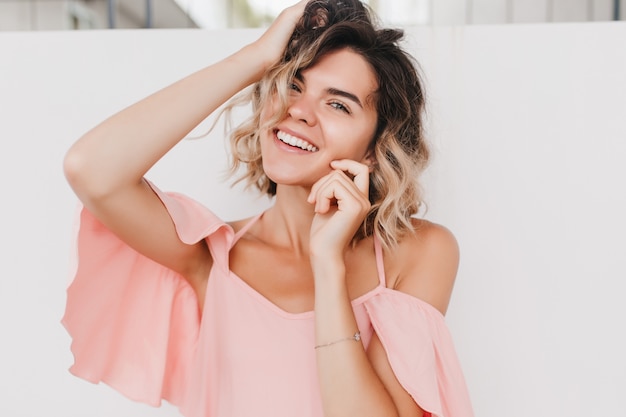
left=314, top=332, right=361, bottom=349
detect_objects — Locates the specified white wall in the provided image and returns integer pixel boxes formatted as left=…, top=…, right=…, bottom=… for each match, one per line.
left=0, top=23, right=624, bottom=417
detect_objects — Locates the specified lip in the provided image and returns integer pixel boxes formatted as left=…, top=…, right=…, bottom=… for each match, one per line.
left=273, top=127, right=319, bottom=153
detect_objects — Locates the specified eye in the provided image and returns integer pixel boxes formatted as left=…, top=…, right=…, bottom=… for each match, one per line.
left=289, top=82, right=301, bottom=93
left=329, top=100, right=350, bottom=114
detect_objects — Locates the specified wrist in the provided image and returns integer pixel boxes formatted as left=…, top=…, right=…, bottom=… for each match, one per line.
left=310, top=249, right=343, bottom=272
left=311, top=256, right=347, bottom=290
left=228, top=43, right=272, bottom=84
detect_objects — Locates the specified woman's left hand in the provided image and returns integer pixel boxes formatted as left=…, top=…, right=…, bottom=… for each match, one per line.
left=307, top=159, right=371, bottom=261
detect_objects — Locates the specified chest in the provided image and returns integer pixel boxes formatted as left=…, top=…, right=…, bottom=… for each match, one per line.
left=228, top=238, right=381, bottom=314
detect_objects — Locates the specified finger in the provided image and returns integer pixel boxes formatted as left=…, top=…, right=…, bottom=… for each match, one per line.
left=329, top=159, right=371, bottom=195
left=308, top=169, right=355, bottom=205
left=257, top=0, right=308, bottom=65
left=307, top=168, right=340, bottom=204
left=280, top=0, right=308, bottom=23
left=311, top=173, right=340, bottom=213
left=314, top=179, right=355, bottom=214
left=314, top=173, right=368, bottom=214
left=309, top=164, right=369, bottom=206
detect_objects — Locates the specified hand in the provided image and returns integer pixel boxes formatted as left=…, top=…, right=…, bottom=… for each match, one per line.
left=252, top=0, right=309, bottom=70
left=307, top=159, right=372, bottom=261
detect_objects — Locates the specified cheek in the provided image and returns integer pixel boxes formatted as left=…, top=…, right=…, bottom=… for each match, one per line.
left=331, top=125, right=376, bottom=159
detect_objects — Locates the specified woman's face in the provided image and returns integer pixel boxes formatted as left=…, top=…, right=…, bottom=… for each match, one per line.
left=259, top=48, right=378, bottom=189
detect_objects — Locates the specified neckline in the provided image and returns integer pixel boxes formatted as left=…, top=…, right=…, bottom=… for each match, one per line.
left=226, top=211, right=388, bottom=319
left=228, top=269, right=385, bottom=319
left=230, top=211, right=388, bottom=286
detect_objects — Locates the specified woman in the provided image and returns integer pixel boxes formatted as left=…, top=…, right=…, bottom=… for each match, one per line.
left=62, top=1, right=473, bottom=416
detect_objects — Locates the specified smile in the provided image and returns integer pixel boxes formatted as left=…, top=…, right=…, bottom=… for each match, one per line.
left=276, top=130, right=318, bottom=152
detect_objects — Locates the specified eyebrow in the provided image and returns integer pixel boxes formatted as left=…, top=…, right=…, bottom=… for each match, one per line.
left=326, top=88, right=363, bottom=109
left=294, top=72, right=364, bottom=109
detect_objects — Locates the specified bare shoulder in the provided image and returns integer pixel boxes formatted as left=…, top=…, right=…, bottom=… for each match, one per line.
left=404, top=218, right=459, bottom=260
left=387, top=218, right=460, bottom=315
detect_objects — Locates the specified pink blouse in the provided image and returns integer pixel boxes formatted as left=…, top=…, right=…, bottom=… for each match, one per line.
left=62, top=182, right=474, bottom=417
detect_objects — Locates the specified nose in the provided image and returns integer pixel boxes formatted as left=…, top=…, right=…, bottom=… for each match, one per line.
left=287, top=94, right=317, bottom=126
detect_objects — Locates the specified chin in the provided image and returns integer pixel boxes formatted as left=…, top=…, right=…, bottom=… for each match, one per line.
left=262, top=165, right=318, bottom=190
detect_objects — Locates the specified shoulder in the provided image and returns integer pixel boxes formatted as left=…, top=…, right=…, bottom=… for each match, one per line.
left=386, top=218, right=460, bottom=315
left=403, top=218, right=459, bottom=261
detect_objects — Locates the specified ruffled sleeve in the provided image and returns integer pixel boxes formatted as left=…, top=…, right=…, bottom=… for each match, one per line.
left=61, top=180, right=233, bottom=407
left=364, top=289, right=474, bottom=417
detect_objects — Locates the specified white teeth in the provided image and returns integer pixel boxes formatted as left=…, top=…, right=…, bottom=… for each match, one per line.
left=276, top=131, right=318, bottom=152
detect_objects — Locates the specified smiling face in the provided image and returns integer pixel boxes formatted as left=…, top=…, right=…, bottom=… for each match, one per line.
left=258, top=48, right=379, bottom=189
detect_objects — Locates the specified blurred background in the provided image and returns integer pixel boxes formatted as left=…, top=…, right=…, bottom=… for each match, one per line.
left=0, top=0, right=624, bottom=31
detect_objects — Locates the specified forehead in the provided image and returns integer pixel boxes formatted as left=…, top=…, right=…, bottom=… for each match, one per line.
left=300, top=48, right=378, bottom=107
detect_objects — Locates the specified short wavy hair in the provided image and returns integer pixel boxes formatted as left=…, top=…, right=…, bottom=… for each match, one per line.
left=227, top=0, right=429, bottom=249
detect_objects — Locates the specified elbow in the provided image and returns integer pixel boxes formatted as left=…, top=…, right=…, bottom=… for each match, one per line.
left=63, top=145, right=83, bottom=187
left=63, top=141, right=110, bottom=201
left=63, top=143, right=87, bottom=192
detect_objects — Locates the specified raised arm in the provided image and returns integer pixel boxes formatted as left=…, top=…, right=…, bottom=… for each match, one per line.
left=63, top=1, right=308, bottom=302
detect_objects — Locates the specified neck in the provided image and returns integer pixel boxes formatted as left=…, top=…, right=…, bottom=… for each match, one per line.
left=260, top=184, right=316, bottom=257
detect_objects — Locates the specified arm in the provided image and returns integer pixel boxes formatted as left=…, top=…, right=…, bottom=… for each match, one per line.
left=312, top=260, right=401, bottom=417
left=309, top=161, right=459, bottom=416
left=308, top=160, right=399, bottom=416
left=63, top=2, right=308, bottom=301
left=368, top=222, right=460, bottom=416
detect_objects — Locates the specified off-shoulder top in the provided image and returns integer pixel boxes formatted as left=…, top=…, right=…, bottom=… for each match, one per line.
left=62, top=181, right=473, bottom=417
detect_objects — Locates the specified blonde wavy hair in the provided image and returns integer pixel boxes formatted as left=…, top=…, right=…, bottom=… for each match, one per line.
left=226, top=0, right=429, bottom=249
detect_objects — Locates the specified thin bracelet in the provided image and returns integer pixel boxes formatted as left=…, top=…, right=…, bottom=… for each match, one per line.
left=314, top=332, right=361, bottom=349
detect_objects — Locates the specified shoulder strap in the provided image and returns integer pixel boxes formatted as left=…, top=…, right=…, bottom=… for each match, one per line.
left=231, top=212, right=264, bottom=246
left=373, top=234, right=387, bottom=287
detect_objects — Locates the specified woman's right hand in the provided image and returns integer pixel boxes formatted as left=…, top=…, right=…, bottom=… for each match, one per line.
left=251, top=0, right=309, bottom=69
